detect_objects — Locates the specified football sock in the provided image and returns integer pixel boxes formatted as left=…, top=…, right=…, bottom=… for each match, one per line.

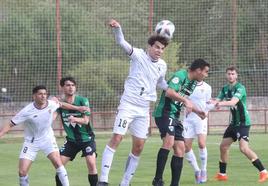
left=88, top=174, right=98, bottom=186
left=154, top=148, right=170, bottom=180
left=19, top=175, right=29, bottom=186
left=170, top=156, right=183, bottom=186
left=199, top=147, right=207, bottom=171
left=219, top=161, right=227, bottom=174
left=55, top=175, right=62, bottom=186
left=120, top=153, right=140, bottom=185
left=99, top=145, right=115, bottom=182
left=252, top=159, right=265, bottom=172
left=185, top=149, right=200, bottom=172
left=56, top=165, right=69, bottom=186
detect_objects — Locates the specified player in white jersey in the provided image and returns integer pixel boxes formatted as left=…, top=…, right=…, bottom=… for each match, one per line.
left=0, top=85, right=89, bottom=186
left=98, top=19, right=174, bottom=186
left=183, top=81, right=213, bottom=184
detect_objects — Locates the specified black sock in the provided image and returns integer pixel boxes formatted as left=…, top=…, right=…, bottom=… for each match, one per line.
left=88, top=174, right=98, bottom=186
left=219, top=161, right=227, bottom=174
left=170, top=155, right=183, bottom=186
left=252, top=159, right=265, bottom=172
left=55, top=175, right=62, bottom=186
left=154, top=148, right=170, bottom=181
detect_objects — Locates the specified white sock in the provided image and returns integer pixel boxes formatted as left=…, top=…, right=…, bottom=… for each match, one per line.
left=199, top=147, right=207, bottom=171
left=120, top=153, right=140, bottom=186
left=99, top=145, right=116, bottom=183
left=185, top=149, right=200, bottom=172
left=56, top=165, right=69, bottom=186
left=19, top=175, right=29, bottom=186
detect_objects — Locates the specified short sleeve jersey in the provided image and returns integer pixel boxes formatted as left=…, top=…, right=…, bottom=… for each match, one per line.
left=11, top=100, right=59, bottom=141
left=183, top=81, right=212, bottom=121
left=57, top=95, right=95, bottom=143
left=153, top=69, right=197, bottom=119
left=120, top=48, right=167, bottom=107
left=217, top=82, right=251, bottom=127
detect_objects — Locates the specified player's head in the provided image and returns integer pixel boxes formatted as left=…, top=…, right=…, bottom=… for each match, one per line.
left=60, top=76, right=77, bottom=96
left=147, top=34, right=169, bottom=61
left=188, top=58, right=210, bottom=81
left=226, top=66, right=238, bottom=84
left=32, top=85, right=48, bottom=105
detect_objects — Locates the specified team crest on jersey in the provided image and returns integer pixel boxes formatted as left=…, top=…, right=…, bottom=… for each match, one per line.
left=168, top=126, right=174, bottom=132
left=171, top=77, right=179, bottom=84
left=48, top=109, right=52, bottom=114
left=86, top=146, right=92, bottom=153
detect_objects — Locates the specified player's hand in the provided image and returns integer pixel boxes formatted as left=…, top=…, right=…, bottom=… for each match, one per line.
left=207, top=99, right=220, bottom=110
left=197, top=111, right=207, bottom=120
left=109, top=19, right=120, bottom=28
left=78, top=106, right=91, bottom=113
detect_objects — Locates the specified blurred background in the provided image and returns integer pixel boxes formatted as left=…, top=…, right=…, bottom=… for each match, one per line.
left=1, top=0, right=268, bottom=134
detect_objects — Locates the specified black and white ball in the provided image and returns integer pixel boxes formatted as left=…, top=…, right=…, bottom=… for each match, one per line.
left=155, top=20, right=175, bottom=39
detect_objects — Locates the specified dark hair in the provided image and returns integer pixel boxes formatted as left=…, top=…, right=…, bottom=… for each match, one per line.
left=226, top=65, right=238, bottom=73
left=189, top=58, right=210, bottom=71
left=148, top=34, right=169, bottom=47
left=32, top=85, right=47, bottom=94
left=60, top=76, right=77, bottom=87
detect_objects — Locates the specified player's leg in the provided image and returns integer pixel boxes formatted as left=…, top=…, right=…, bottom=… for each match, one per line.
left=152, top=117, right=175, bottom=186
left=171, top=139, right=185, bottom=186
left=120, top=115, right=148, bottom=186
left=42, top=136, right=69, bottom=186
left=82, top=141, right=98, bottom=186
left=197, top=134, right=207, bottom=183
left=99, top=108, right=132, bottom=184
left=48, top=151, right=69, bottom=186
left=56, top=140, right=75, bottom=186
left=170, top=121, right=185, bottom=186
left=18, top=141, right=38, bottom=186
left=19, top=158, right=32, bottom=186
left=237, top=127, right=268, bottom=182
left=215, top=137, right=233, bottom=181
left=184, top=120, right=202, bottom=183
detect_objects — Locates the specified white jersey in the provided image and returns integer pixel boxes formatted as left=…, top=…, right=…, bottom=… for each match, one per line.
left=120, top=48, right=167, bottom=106
left=184, top=81, right=212, bottom=122
left=11, top=100, right=59, bottom=142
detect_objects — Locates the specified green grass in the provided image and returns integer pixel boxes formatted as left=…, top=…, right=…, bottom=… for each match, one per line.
left=1, top=133, right=268, bottom=186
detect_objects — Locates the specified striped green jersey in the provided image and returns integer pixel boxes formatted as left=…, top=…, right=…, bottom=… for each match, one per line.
left=217, top=82, right=251, bottom=127
left=153, top=69, right=197, bottom=119
left=57, top=95, right=95, bottom=142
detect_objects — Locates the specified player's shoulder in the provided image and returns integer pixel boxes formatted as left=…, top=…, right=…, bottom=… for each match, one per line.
left=75, top=95, right=90, bottom=106
left=174, top=69, right=187, bottom=78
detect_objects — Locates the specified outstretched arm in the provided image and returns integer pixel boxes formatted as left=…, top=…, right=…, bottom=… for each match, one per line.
left=109, top=19, right=132, bottom=55
left=0, top=122, right=14, bottom=138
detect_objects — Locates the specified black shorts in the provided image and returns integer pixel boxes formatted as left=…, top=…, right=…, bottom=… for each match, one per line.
left=223, top=125, right=250, bottom=142
left=59, top=140, right=97, bottom=161
left=155, top=116, right=184, bottom=141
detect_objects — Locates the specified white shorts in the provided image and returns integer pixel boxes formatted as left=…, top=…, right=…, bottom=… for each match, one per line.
left=113, top=101, right=150, bottom=139
left=19, top=136, right=59, bottom=161
left=183, top=118, right=208, bottom=139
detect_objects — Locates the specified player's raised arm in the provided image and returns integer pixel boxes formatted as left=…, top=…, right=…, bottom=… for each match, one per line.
left=109, top=19, right=132, bottom=55
left=68, top=115, right=90, bottom=125
left=0, top=122, right=14, bottom=138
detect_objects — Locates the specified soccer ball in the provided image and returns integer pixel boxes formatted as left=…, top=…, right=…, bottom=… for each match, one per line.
left=155, top=20, right=175, bottom=39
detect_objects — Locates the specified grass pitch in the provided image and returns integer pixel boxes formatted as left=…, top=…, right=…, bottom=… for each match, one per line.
left=0, top=133, right=268, bottom=186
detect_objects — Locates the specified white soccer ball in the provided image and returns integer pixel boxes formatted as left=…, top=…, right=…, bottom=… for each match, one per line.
left=155, top=20, right=175, bottom=39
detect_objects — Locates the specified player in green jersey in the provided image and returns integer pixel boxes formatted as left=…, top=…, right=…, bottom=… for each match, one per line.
left=152, top=59, right=210, bottom=186
left=211, top=66, right=268, bottom=183
left=55, top=77, right=98, bottom=186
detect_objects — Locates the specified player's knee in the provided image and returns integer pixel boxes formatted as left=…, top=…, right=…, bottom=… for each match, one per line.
left=132, top=144, right=144, bottom=155
left=18, top=169, right=28, bottom=177
left=239, top=144, right=249, bottom=154
left=198, top=142, right=206, bottom=149
left=220, top=143, right=228, bottom=152
left=109, top=134, right=123, bottom=148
